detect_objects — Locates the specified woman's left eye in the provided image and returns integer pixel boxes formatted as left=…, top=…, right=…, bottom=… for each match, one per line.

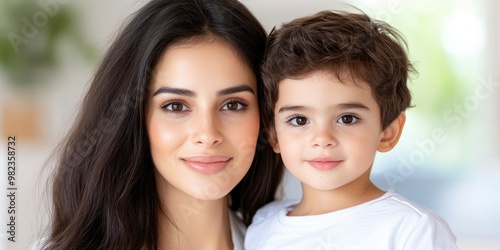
left=337, top=115, right=359, bottom=124
left=221, top=100, right=248, bottom=111
left=161, top=101, right=189, bottom=112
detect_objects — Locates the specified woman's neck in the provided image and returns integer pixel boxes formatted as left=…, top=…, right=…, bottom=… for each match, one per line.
left=158, top=184, right=233, bottom=250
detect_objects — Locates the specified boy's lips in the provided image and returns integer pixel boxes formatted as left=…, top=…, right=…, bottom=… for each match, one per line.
left=182, top=156, right=232, bottom=174
left=307, top=157, right=342, bottom=171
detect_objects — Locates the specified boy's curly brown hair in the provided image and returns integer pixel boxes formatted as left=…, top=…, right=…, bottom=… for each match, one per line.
left=262, top=10, right=416, bottom=130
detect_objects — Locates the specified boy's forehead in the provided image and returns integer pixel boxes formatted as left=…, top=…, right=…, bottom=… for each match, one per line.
left=275, top=74, right=381, bottom=116
left=275, top=70, right=377, bottom=108
left=278, top=70, right=371, bottom=89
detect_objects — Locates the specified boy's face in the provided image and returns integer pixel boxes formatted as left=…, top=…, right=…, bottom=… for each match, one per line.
left=271, top=71, right=388, bottom=192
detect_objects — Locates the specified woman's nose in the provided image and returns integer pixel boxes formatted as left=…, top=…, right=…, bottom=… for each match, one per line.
left=191, top=112, right=223, bottom=147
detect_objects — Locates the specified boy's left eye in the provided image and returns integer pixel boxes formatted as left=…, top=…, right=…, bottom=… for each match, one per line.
left=337, top=115, right=359, bottom=124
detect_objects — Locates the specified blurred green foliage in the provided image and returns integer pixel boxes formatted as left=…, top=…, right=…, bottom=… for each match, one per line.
left=392, top=9, right=468, bottom=118
left=0, top=0, right=96, bottom=87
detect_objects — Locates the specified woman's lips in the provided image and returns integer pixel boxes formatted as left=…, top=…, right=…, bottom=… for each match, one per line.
left=183, top=156, right=231, bottom=174
left=307, top=158, right=341, bottom=171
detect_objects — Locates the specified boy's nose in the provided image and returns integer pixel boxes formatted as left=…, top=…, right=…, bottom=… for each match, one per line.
left=310, top=128, right=337, bottom=148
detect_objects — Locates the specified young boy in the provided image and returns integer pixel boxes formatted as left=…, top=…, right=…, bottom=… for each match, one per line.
left=245, top=10, right=458, bottom=249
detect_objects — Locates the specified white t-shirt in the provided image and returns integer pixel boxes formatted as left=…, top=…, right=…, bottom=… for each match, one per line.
left=245, top=190, right=457, bottom=250
left=32, top=211, right=246, bottom=250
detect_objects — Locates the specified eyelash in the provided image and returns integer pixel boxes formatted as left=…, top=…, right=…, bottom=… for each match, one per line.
left=160, top=101, right=189, bottom=113
left=284, top=113, right=361, bottom=127
left=159, top=98, right=249, bottom=114
left=337, top=113, right=360, bottom=125
left=221, top=98, right=249, bottom=112
left=286, top=115, right=309, bottom=127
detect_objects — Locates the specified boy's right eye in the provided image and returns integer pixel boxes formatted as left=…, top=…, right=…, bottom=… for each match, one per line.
left=287, top=116, right=309, bottom=126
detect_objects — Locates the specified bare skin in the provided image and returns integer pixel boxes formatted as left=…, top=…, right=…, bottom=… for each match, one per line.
left=158, top=181, right=233, bottom=250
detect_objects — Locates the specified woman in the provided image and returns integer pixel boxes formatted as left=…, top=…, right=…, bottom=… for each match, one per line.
left=41, top=0, right=282, bottom=249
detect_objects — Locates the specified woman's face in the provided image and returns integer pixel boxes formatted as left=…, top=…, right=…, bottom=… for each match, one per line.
left=146, top=40, right=259, bottom=201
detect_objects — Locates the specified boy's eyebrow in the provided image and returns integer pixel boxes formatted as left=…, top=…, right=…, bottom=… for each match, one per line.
left=152, top=84, right=254, bottom=97
left=338, top=102, right=370, bottom=110
left=277, top=102, right=370, bottom=113
left=278, top=105, right=306, bottom=113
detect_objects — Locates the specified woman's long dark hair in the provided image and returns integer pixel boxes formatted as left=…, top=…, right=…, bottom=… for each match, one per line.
left=44, top=0, right=282, bottom=249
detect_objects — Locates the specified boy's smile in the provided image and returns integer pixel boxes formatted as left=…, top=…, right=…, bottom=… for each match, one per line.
left=307, top=157, right=342, bottom=171
left=271, top=71, right=386, bottom=193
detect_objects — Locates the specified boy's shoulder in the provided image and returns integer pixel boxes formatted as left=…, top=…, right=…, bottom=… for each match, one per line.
left=379, top=191, right=458, bottom=248
left=378, top=190, right=442, bottom=218
left=374, top=190, right=455, bottom=233
left=251, top=199, right=299, bottom=225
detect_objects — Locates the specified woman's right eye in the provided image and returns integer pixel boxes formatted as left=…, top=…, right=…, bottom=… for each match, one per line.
left=161, top=102, right=189, bottom=112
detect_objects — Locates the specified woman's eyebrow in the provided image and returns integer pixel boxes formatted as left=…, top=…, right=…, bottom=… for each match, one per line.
left=217, top=85, right=255, bottom=96
left=152, top=87, right=196, bottom=97
left=152, top=84, right=254, bottom=97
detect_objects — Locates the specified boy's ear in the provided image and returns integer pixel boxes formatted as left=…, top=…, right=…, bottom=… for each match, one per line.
left=378, top=112, right=406, bottom=152
left=267, top=126, right=280, bottom=153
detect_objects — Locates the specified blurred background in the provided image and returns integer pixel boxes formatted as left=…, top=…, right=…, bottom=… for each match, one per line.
left=0, top=0, right=498, bottom=249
